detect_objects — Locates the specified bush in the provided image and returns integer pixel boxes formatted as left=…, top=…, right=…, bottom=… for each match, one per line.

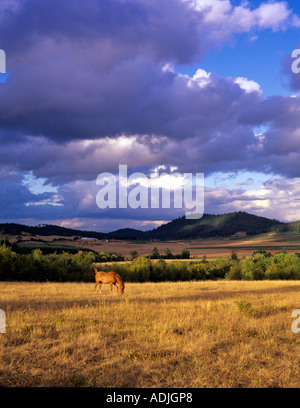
left=151, top=259, right=168, bottom=281
left=240, top=254, right=270, bottom=280
left=226, top=261, right=242, bottom=280
left=187, top=262, right=209, bottom=280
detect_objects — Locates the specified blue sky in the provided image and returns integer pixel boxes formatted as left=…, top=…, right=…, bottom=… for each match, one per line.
left=1, top=0, right=300, bottom=232
left=177, top=3, right=300, bottom=97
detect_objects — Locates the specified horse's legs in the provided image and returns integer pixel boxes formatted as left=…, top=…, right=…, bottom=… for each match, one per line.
left=110, top=283, right=113, bottom=292
left=99, top=283, right=103, bottom=293
left=94, top=281, right=98, bottom=291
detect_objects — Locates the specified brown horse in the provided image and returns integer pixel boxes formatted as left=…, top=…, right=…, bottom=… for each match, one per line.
left=93, top=266, right=125, bottom=294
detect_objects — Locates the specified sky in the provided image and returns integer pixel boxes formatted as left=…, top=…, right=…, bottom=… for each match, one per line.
left=1, top=0, right=300, bottom=232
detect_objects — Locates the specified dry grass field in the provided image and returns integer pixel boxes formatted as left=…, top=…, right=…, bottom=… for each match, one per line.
left=1, top=280, right=300, bottom=387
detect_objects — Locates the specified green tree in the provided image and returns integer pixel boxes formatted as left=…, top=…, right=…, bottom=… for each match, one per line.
left=231, top=251, right=238, bottom=261
left=225, top=262, right=242, bottom=280
left=0, top=244, right=17, bottom=279
left=151, top=259, right=167, bottom=281
left=32, top=248, right=43, bottom=262
left=164, top=248, right=174, bottom=259
left=130, top=256, right=152, bottom=282
left=130, top=250, right=138, bottom=260
left=181, top=249, right=190, bottom=259
left=151, top=247, right=161, bottom=259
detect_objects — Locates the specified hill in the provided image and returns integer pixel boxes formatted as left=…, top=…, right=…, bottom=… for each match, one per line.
left=144, top=211, right=284, bottom=240
left=0, top=223, right=107, bottom=240
left=108, top=228, right=146, bottom=240
left=0, top=211, right=295, bottom=242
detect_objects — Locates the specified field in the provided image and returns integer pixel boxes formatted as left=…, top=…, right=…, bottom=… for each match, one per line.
left=8, top=231, right=300, bottom=260
left=1, top=280, right=300, bottom=387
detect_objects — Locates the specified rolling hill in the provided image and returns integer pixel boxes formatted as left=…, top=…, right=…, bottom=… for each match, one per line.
left=0, top=211, right=295, bottom=242
left=0, top=223, right=107, bottom=240
left=144, top=211, right=284, bottom=240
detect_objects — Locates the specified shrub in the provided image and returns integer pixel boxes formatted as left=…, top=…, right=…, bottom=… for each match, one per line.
left=187, top=262, right=209, bottom=280
left=226, top=261, right=242, bottom=280
left=151, top=259, right=168, bottom=281
left=235, top=299, right=257, bottom=317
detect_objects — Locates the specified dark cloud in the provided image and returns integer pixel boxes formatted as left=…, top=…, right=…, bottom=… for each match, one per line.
left=1, top=0, right=300, bottom=227
left=1, top=0, right=206, bottom=62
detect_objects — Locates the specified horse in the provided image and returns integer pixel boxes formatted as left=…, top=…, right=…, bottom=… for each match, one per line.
left=93, top=266, right=125, bottom=294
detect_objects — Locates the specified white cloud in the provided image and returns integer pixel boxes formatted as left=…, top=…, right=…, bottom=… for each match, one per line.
left=234, top=76, right=262, bottom=94
left=254, top=2, right=292, bottom=31
left=205, top=175, right=300, bottom=222
left=185, top=0, right=300, bottom=39
left=187, top=68, right=212, bottom=89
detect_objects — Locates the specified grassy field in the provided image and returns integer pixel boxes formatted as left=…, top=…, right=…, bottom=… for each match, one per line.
left=1, top=280, right=300, bottom=387
left=7, top=230, right=300, bottom=261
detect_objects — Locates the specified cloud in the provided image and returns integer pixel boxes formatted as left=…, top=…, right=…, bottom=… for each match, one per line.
left=1, top=0, right=300, bottom=228
left=205, top=175, right=300, bottom=222
left=234, top=77, right=262, bottom=95
left=2, top=88, right=300, bottom=183
left=0, top=172, right=64, bottom=220
left=0, top=0, right=297, bottom=142
left=186, top=0, right=300, bottom=40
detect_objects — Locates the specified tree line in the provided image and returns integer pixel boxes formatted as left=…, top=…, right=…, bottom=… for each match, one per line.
left=1, top=237, right=300, bottom=282
left=103, top=250, right=300, bottom=282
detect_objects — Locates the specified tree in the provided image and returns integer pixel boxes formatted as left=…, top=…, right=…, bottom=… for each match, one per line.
left=231, top=251, right=238, bottom=261
left=151, top=247, right=161, bottom=259
left=164, top=248, right=174, bottom=259
left=130, top=250, right=138, bottom=260
left=181, top=249, right=190, bottom=259
left=32, top=248, right=43, bottom=262
left=130, top=256, right=151, bottom=281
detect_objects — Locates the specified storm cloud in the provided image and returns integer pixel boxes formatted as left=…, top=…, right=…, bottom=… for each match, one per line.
left=1, top=0, right=300, bottom=229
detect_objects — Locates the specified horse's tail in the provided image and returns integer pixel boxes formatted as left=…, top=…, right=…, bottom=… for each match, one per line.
left=114, top=273, right=125, bottom=293
left=93, top=266, right=98, bottom=274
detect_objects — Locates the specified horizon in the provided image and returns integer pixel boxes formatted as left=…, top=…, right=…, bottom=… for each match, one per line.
left=1, top=1, right=300, bottom=231
left=0, top=210, right=288, bottom=235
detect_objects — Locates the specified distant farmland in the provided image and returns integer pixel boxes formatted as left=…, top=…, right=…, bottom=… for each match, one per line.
left=5, top=231, right=300, bottom=260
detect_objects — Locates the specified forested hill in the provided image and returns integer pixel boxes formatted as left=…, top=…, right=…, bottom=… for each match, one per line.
left=0, top=212, right=294, bottom=241
left=0, top=223, right=107, bottom=239
left=144, top=212, right=284, bottom=240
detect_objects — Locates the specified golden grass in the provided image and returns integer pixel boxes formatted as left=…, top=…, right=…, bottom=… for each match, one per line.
left=1, top=280, right=300, bottom=387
